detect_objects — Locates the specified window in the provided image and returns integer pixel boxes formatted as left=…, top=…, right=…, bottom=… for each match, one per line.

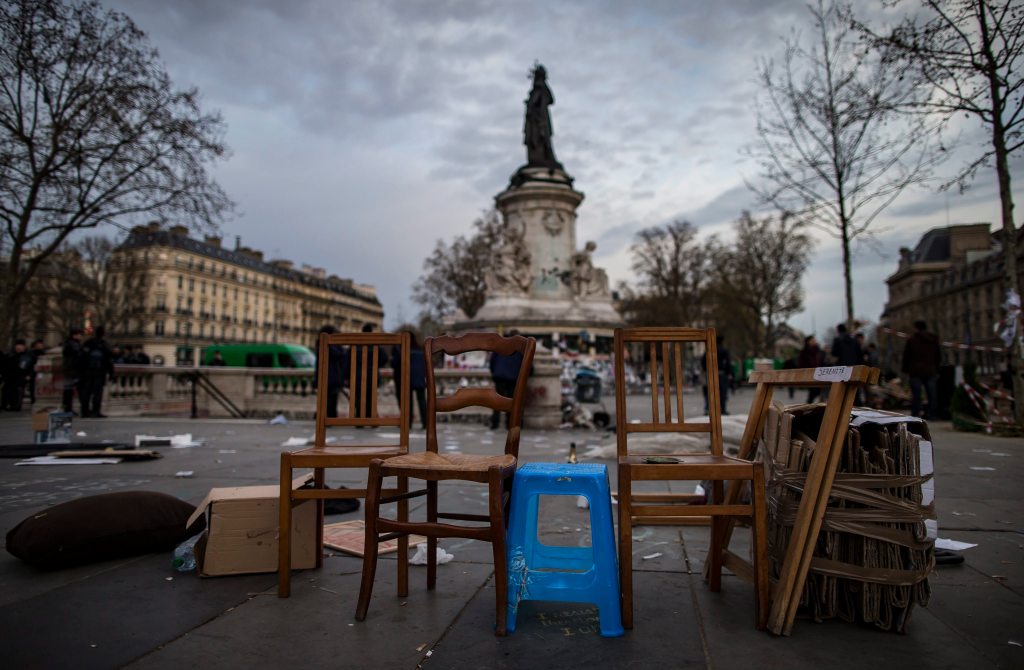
left=178, top=275, right=183, bottom=290
left=155, top=321, right=165, bottom=336
left=175, top=321, right=181, bottom=336
left=246, top=353, right=274, bottom=367
left=189, top=278, right=195, bottom=291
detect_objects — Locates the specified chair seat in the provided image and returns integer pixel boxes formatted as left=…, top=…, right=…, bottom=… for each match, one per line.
left=291, top=444, right=406, bottom=458
left=382, top=451, right=516, bottom=475
left=620, top=453, right=755, bottom=468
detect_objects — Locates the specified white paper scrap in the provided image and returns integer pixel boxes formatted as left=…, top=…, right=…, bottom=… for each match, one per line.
left=970, top=466, right=996, bottom=471
left=935, top=538, right=978, bottom=551
left=642, top=552, right=663, bottom=560
left=281, top=437, right=309, bottom=447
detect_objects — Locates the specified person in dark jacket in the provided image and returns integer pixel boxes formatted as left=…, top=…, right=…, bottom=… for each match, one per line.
left=488, top=330, right=524, bottom=429
left=2, top=339, right=34, bottom=410
left=392, top=331, right=428, bottom=429
left=61, top=328, right=86, bottom=414
left=314, top=325, right=345, bottom=419
left=902, top=320, right=942, bottom=420
left=82, top=326, right=114, bottom=418
left=797, top=335, right=826, bottom=403
left=831, top=323, right=862, bottom=366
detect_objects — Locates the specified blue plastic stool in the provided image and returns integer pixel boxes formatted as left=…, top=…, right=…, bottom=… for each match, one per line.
left=506, top=462, right=624, bottom=637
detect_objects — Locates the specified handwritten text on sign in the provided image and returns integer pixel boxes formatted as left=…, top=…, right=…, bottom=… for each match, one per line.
left=813, top=366, right=852, bottom=382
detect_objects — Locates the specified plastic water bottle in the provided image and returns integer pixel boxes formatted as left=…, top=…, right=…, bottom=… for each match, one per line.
left=172, top=534, right=201, bottom=572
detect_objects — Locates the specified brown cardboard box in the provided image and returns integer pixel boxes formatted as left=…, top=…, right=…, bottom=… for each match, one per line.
left=32, top=407, right=56, bottom=433
left=186, top=474, right=317, bottom=577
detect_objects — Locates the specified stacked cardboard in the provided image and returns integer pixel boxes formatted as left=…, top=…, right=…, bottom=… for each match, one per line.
left=761, top=404, right=935, bottom=632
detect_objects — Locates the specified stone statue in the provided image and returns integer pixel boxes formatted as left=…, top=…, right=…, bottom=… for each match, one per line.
left=568, top=241, right=610, bottom=298
left=524, top=65, right=563, bottom=169
left=486, top=213, right=533, bottom=294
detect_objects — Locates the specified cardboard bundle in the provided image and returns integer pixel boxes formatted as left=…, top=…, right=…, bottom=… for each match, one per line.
left=761, top=404, right=935, bottom=632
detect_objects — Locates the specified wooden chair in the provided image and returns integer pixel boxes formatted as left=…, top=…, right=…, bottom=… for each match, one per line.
left=614, top=327, right=769, bottom=630
left=355, top=332, right=536, bottom=636
left=278, top=331, right=410, bottom=598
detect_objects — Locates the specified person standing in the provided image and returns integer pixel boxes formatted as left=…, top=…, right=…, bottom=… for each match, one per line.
left=797, top=335, right=826, bottom=403
left=489, top=329, right=524, bottom=429
left=61, top=328, right=86, bottom=414
left=902, top=321, right=942, bottom=420
left=82, top=326, right=114, bottom=418
left=392, top=331, right=428, bottom=429
left=314, top=326, right=344, bottom=419
left=2, top=339, right=34, bottom=411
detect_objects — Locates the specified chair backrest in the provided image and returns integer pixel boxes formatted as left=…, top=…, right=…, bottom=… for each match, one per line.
left=424, top=332, right=536, bottom=457
left=313, top=331, right=410, bottom=448
left=614, top=327, right=724, bottom=458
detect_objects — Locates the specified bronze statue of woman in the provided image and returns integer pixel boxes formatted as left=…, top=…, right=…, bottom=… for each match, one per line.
left=523, top=65, right=562, bottom=169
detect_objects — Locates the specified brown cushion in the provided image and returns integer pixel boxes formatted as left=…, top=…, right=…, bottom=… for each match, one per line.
left=5, top=491, right=204, bottom=570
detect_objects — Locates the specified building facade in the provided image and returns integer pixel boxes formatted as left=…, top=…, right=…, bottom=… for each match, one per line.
left=881, top=222, right=1023, bottom=374
left=108, top=223, right=383, bottom=364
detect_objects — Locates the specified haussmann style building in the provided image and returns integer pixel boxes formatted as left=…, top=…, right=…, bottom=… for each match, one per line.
left=107, top=223, right=384, bottom=365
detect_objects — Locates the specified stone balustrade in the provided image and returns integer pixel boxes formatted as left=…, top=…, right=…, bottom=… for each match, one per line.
left=33, top=352, right=563, bottom=428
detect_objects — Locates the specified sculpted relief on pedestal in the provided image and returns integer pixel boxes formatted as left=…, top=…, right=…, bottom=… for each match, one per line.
left=568, top=241, right=610, bottom=298
left=486, top=212, right=533, bottom=295
left=541, top=209, right=566, bottom=236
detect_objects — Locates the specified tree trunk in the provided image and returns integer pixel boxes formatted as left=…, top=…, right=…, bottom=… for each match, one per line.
left=979, top=1, right=1023, bottom=424
left=841, top=217, right=855, bottom=328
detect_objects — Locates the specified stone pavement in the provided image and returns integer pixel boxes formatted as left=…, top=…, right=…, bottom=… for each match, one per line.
left=0, top=386, right=1021, bottom=669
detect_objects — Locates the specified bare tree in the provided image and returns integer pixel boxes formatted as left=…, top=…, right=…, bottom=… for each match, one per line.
left=707, top=212, right=814, bottom=357
left=0, top=0, right=232, bottom=346
left=626, top=220, right=715, bottom=326
left=859, top=0, right=1024, bottom=422
left=413, top=209, right=502, bottom=322
left=749, top=0, right=938, bottom=326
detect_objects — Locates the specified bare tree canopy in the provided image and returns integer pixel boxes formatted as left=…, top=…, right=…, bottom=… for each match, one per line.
left=708, top=211, right=814, bottom=357
left=0, top=0, right=232, bottom=344
left=749, top=0, right=938, bottom=326
left=413, top=209, right=501, bottom=322
left=858, top=0, right=1023, bottom=422
left=626, top=219, right=714, bottom=326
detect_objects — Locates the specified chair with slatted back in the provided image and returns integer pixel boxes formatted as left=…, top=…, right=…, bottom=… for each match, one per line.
left=614, top=327, right=769, bottom=630
left=278, top=330, right=411, bottom=598
left=354, top=332, right=536, bottom=636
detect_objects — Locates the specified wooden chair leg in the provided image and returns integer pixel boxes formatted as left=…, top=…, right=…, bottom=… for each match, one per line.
left=488, top=467, right=509, bottom=636
left=752, top=464, right=770, bottom=630
left=314, top=466, right=325, bottom=569
left=278, top=455, right=292, bottom=598
left=427, top=479, right=438, bottom=590
left=355, top=460, right=384, bottom=621
left=397, top=475, right=409, bottom=598
left=709, top=516, right=724, bottom=593
left=618, top=463, right=634, bottom=629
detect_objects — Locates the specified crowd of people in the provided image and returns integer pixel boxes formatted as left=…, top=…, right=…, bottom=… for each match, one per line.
left=0, top=338, right=47, bottom=412
left=58, top=327, right=150, bottom=418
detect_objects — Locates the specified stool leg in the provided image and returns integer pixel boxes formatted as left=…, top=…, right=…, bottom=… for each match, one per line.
left=587, top=481, right=624, bottom=638
left=618, top=463, right=634, bottom=629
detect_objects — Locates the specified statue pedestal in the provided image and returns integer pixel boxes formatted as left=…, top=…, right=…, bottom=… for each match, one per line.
left=454, top=166, right=622, bottom=341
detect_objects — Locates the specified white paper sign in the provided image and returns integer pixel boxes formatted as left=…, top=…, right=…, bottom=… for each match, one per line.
left=813, top=366, right=852, bottom=382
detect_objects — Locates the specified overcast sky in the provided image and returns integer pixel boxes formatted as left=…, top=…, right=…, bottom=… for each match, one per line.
left=104, top=0, right=1022, bottom=342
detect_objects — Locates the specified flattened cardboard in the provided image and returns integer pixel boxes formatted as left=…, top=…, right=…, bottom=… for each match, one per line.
left=322, top=519, right=426, bottom=557
left=189, top=473, right=317, bottom=577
